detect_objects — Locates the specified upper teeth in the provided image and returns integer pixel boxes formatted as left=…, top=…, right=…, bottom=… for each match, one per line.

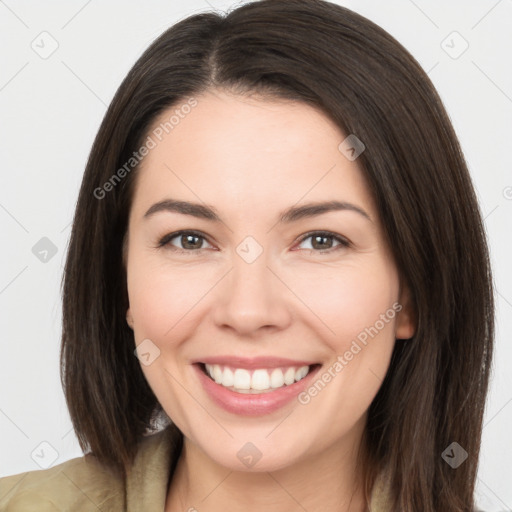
left=204, top=364, right=311, bottom=393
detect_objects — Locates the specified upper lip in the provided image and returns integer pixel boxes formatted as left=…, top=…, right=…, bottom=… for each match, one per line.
left=193, top=356, right=319, bottom=369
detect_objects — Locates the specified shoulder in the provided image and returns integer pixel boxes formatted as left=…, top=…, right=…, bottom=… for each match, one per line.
left=0, top=452, right=124, bottom=511
left=0, top=427, right=179, bottom=512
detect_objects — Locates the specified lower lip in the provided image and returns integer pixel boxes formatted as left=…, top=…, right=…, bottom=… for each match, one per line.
left=193, top=363, right=322, bottom=416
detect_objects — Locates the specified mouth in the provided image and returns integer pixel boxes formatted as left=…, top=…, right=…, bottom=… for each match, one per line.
left=196, top=362, right=322, bottom=394
left=192, top=358, right=323, bottom=416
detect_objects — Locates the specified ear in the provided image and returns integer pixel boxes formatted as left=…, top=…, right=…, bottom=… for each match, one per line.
left=395, top=284, right=416, bottom=340
left=126, top=308, right=134, bottom=330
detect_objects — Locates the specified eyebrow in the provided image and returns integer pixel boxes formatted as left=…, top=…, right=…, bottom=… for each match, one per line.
left=143, top=198, right=372, bottom=223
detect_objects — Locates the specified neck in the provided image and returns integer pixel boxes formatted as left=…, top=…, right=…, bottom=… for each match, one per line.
left=165, top=420, right=368, bottom=512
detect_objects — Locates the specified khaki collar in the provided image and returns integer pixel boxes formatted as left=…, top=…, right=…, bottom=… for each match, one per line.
left=125, top=427, right=178, bottom=511
left=369, top=464, right=394, bottom=511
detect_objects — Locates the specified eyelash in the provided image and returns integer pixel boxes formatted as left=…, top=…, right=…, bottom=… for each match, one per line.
left=156, top=230, right=351, bottom=255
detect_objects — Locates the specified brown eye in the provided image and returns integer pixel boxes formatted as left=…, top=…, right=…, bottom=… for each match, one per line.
left=157, top=230, right=213, bottom=253
left=296, top=231, right=350, bottom=253
left=176, top=233, right=204, bottom=250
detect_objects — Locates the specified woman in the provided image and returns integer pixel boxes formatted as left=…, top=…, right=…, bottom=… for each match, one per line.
left=0, top=0, right=494, bottom=510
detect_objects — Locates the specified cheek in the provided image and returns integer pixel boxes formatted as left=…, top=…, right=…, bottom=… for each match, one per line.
left=291, top=259, right=399, bottom=351
left=291, top=263, right=400, bottom=429
left=126, top=255, right=215, bottom=345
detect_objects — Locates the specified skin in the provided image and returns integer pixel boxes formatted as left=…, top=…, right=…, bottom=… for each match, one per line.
left=124, top=89, right=415, bottom=512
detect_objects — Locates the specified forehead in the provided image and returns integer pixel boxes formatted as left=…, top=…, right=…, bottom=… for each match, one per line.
left=130, top=89, right=376, bottom=222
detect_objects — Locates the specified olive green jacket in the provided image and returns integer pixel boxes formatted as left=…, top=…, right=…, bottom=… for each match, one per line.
left=0, top=427, right=393, bottom=511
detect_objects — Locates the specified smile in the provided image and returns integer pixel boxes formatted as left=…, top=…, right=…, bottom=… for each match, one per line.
left=203, top=363, right=312, bottom=394
left=192, top=358, right=323, bottom=416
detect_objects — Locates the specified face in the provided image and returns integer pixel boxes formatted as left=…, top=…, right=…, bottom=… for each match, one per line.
left=125, top=89, right=415, bottom=472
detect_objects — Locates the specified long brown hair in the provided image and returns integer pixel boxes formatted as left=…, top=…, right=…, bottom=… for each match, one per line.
left=60, top=1, right=494, bottom=509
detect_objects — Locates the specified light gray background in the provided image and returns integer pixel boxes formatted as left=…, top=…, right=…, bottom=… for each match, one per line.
left=0, top=1, right=511, bottom=510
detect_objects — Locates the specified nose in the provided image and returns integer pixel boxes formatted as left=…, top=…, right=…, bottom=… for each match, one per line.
left=212, top=249, right=292, bottom=337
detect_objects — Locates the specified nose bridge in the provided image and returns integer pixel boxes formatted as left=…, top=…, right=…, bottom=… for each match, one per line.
left=213, top=236, right=291, bottom=334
